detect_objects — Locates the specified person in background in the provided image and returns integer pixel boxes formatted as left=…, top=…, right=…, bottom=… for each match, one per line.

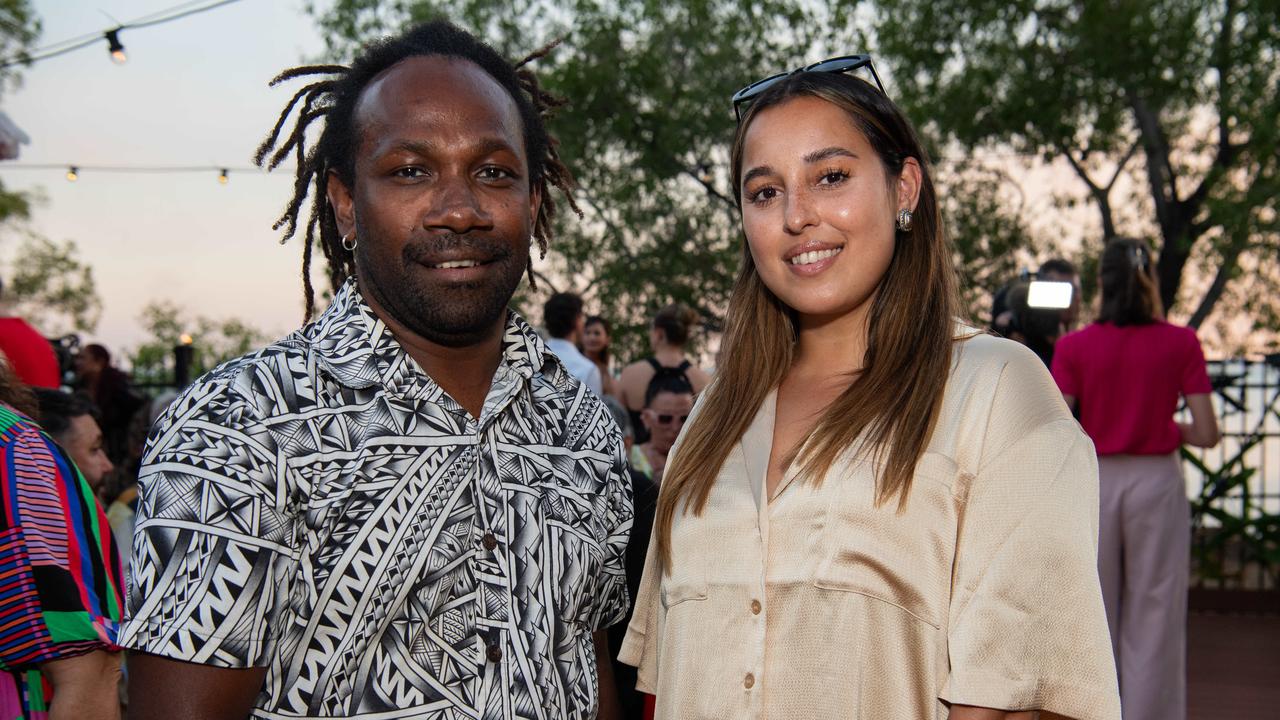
left=73, top=345, right=142, bottom=470
left=1051, top=237, right=1220, bottom=720
left=629, top=372, right=694, bottom=484
left=1037, top=257, right=1083, bottom=332
left=583, top=315, right=619, bottom=398
left=543, top=292, right=604, bottom=395
left=0, top=359, right=124, bottom=720
left=617, top=303, right=710, bottom=444
left=0, top=278, right=61, bottom=389
left=601, top=396, right=658, bottom=720
left=622, top=59, right=1119, bottom=718
left=33, top=389, right=115, bottom=492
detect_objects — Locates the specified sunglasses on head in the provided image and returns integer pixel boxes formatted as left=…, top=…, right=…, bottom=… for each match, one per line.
left=655, top=413, right=689, bottom=426
left=731, top=54, right=887, bottom=122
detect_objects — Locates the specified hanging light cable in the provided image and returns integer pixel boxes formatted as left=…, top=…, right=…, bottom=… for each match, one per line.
left=105, top=29, right=127, bottom=64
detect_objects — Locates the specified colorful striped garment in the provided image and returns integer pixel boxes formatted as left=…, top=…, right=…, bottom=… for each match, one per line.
left=0, top=403, right=123, bottom=720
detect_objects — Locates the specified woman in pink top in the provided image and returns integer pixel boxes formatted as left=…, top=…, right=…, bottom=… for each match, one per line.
left=1051, top=237, right=1220, bottom=720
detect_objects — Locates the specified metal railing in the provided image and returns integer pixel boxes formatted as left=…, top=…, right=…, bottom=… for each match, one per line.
left=1183, top=357, right=1280, bottom=593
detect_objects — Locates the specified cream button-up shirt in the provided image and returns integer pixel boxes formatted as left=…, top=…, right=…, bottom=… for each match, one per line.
left=620, top=333, right=1121, bottom=719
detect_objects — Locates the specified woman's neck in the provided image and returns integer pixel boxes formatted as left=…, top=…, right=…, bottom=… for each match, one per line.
left=792, top=299, right=872, bottom=378
left=652, top=345, right=685, bottom=365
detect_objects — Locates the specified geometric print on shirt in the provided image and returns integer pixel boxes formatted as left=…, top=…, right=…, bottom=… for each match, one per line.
left=119, top=277, right=632, bottom=719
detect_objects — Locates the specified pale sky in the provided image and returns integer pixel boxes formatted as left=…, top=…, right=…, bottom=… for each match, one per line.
left=1, top=0, right=329, bottom=357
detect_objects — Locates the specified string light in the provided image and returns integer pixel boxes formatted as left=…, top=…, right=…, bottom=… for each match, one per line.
left=65, top=166, right=78, bottom=182
left=218, top=168, right=228, bottom=184
left=105, top=29, right=127, bottom=64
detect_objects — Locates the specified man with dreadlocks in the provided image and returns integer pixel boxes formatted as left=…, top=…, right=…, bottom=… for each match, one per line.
left=118, top=20, right=630, bottom=720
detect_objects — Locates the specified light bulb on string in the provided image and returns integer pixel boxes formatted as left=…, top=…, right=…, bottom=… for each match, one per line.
left=65, top=166, right=78, bottom=182
left=218, top=168, right=228, bottom=185
left=105, top=29, right=126, bottom=64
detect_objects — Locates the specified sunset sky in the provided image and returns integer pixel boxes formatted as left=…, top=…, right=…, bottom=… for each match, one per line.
left=1, top=0, right=329, bottom=356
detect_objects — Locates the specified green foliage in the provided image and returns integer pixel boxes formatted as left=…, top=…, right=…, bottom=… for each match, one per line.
left=128, top=301, right=272, bottom=385
left=2, top=233, right=101, bottom=334
left=874, top=0, right=1280, bottom=340
left=0, top=0, right=40, bottom=95
left=1185, top=441, right=1279, bottom=587
left=308, top=0, right=871, bottom=360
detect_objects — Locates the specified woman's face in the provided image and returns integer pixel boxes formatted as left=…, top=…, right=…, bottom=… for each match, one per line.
left=583, top=321, right=609, bottom=355
left=738, top=95, right=916, bottom=322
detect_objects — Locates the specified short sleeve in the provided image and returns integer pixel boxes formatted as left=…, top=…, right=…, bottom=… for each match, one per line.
left=1049, top=333, right=1080, bottom=398
left=1179, top=329, right=1213, bottom=396
left=118, top=379, right=298, bottom=668
left=942, top=419, right=1120, bottom=719
left=0, top=424, right=124, bottom=670
left=617, top=521, right=660, bottom=693
left=587, top=431, right=634, bottom=631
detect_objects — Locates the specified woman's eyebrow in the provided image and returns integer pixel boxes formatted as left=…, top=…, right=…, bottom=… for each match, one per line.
left=803, top=146, right=858, bottom=164
left=742, top=165, right=775, bottom=186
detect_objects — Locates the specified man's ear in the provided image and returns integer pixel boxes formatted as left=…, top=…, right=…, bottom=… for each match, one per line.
left=327, top=169, right=356, bottom=237
left=528, top=182, right=542, bottom=235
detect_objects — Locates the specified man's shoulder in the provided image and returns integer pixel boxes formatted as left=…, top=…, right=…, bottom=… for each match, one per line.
left=167, top=330, right=318, bottom=420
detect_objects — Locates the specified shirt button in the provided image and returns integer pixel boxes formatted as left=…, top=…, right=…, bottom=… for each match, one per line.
left=482, top=533, right=498, bottom=551
left=750, top=599, right=762, bottom=615
left=743, top=672, right=755, bottom=689
left=487, top=644, right=502, bottom=662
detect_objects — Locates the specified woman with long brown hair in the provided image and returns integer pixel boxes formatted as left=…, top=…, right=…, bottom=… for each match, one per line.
left=619, top=60, right=1119, bottom=719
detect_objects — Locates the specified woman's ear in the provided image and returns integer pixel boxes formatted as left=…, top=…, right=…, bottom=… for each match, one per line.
left=897, top=157, right=923, bottom=213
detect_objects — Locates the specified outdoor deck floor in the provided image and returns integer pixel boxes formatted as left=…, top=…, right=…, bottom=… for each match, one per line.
left=1188, top=612, right=1280, bottom=719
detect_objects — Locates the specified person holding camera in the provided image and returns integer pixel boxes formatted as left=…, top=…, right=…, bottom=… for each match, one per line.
left=1051, top=237, right=1220, bottom=720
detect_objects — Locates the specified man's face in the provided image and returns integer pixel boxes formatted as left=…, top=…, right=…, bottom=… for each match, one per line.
left=57, top=415, right=113, bottom=490
left=328, top=55, right=540, bottom=347
left=642, top=391, right=694, bottom=455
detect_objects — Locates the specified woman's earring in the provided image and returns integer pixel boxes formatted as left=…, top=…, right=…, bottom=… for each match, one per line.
left=342, top=233, right=357, bottom=252
left=896, top=209, right=913, bottom=233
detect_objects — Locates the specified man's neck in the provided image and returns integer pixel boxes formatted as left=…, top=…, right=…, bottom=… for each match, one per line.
left=358, top=286, right=505, bottom=419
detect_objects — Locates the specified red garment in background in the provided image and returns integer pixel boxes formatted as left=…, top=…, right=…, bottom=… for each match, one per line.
left=0, top=317, right=59, bottom=388
left=1051, top=320, right=1212, bottom=455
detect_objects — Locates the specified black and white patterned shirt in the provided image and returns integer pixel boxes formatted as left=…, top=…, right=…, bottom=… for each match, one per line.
left=119, top=278, right=632, bottom=719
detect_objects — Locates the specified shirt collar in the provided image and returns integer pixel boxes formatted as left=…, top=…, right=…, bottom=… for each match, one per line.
left=308, top=277, right=550, bottom=393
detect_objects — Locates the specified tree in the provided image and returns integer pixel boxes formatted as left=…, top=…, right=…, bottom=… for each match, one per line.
left=875, top=0, right=1279, bottom=349
left=1, top=233, right=101, bottom=335
left=129, top=301, right=271, bottom=385
left=308, top=0, right=870, bottom=358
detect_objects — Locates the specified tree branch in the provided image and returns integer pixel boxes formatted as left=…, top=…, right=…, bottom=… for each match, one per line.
left=1187, top=234, right=1248, bottom=330
left=1061, top=146, right=1118, bottom=239
left=1184, top=0, right=1241, bottom=215
left=681, top=166, right=737, bottom=209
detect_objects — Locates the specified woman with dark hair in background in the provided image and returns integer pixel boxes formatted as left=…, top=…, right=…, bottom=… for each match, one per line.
left=620, top=58, right=1119, bottom=719
left=617, top=304, right=711, bottom=444
left=583, top=315, right=619, bottom=398
left=1051, top=237, right=1219, bottom=720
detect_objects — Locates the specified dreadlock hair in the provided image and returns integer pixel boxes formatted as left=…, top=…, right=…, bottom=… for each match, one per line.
left=254, top=19, right=580, bottom=320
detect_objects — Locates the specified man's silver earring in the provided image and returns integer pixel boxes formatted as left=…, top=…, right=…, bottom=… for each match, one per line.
left=342, top=233, right=357, bottom=252
left=896, top=209, right=913, bottom=232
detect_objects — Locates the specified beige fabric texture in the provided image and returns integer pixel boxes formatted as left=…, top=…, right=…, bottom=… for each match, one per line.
left=619, top=332, right=1121, bottom=719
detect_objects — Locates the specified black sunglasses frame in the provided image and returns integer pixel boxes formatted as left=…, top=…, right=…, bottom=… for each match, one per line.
left=731, top=54, right=887, bottom=121
left=655, top=413, right=690, bottom=425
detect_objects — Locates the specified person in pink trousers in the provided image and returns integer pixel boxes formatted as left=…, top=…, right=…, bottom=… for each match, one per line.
left=1052, top=237, right=1221, bottom=720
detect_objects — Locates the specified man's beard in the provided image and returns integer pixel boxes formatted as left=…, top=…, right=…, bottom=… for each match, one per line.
left=356, top=232, right=528, bottom=348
